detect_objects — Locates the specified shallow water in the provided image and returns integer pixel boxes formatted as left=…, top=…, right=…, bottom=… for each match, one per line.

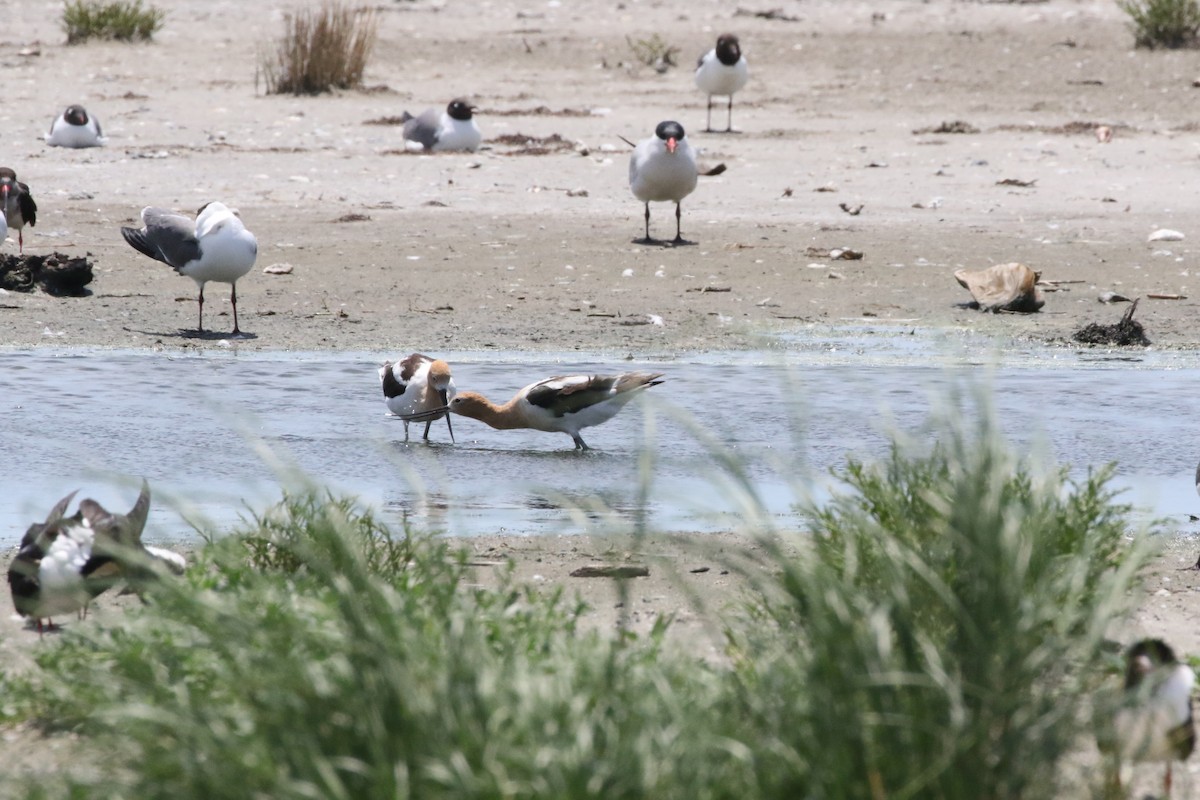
left=1, top=330, right=1198, bottom=545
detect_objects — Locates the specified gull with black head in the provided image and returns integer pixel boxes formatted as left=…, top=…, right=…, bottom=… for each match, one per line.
left=121, top=201, right=258, bottom=335
left=695, top=34, right=749, bottom=133
left=402, top=98, right=482, bottom=153
left=628, top=121, right=698, bottom=245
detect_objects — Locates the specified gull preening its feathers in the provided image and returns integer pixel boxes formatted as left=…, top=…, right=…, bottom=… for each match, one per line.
left=120, top=202, right=258, bottom=335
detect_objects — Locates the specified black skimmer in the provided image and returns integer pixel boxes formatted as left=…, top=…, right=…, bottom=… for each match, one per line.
left=0, top=168, right=37, bottom=254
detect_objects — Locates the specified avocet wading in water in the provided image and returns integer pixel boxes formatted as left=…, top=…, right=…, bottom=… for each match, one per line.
left=445, top=372, right=664, bottom=451
left=628, top=121, right=697, bottom=245
left=379, top=353, right=457, bottom=442
left=120, top=202, right=258, bottom=335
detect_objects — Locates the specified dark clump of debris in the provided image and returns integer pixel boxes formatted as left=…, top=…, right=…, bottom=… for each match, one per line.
left=0, top=252, right=94, bottom=296
left=1073, top=298, right=1150, bottom=347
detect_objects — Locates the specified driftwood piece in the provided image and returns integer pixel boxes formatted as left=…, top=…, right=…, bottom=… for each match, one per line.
left=1072, top=298, right=1150, bottom=347
left=569, top=564, right=650, bottom=579
left=954, top=262, right=1044, bottom=313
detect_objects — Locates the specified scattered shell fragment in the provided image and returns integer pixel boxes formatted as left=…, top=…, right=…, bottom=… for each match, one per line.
left=829, top=248, right=864, bottom=260
left=1098, top=291, right=1131, bottom=304
left=263, top=263, right=294, bottom=275
left=1095, top=125, right=1113, bottom=143
left=1148, top=229, right=1185, bottom=242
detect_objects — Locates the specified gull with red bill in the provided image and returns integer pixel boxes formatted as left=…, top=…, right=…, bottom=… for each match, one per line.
left=628, top=121, right=698, bottom=245
left=0, top=168, right=37, bottom=254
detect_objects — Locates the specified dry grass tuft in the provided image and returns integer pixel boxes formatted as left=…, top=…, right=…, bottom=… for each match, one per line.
left=260, top=2, right=378, bottom=95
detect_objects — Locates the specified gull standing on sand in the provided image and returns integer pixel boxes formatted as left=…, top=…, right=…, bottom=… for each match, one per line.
left=629, top=121, right=697, bottom=244
left=45, top=104, right=105, bottom=148
left=120, top=202, right=258, bottom=335
left=448, top=372, right=664, bottom=451
left=1099, top=638, right=1196, bottom=797
left=402, top=98, right=482, bottom=152
left=695, top=34, right=748, bottom=133
left=380, top=354, right=457, bottom=442
left=0, top=168, right=37, bottom=254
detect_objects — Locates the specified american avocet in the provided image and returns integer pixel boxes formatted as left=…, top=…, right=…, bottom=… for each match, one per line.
left=448, top=371, right=664, bottom=450
left=629, top=121, right=698, bottom=244
left=45, top=104, right=105, bottom=148
left=0, top=168, right=37, bottom=254
left=695, top=34, right=749, bottom=133
left=120, top=201, right=258, bottom=335
left=1100, top=638, right=1196, bottom=796
left=402, top=99, right=482, bottom=153
left=380, top=354, right=457, bottom=442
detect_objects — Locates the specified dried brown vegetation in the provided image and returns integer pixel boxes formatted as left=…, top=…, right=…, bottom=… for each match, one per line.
left=260, top=2, right=378, bottom=95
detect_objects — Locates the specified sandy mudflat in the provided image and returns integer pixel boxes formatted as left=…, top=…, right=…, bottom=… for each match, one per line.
left=1, top=0, right=1200, bottom=351
left=4, top=0, right=1200, bottom=790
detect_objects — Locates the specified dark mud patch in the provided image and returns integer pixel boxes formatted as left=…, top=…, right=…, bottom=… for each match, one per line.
left=1073, top=299, right=1150, bottom=347
left=0, top=252, right=94, bottom=296
left=490, top=133, right=576, bottom=155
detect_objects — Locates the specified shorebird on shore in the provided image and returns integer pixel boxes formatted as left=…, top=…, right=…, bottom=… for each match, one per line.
left=120, top=202, right=258, bottom=335
left=628, top=121, right=698, bottom=245
left=7, top=482, right=186, bottom=633
left=379, top=354, right=457, bottom=442
left=447, top=371, right=664, bottom=450
left=695, top=34, right=749, bottom=133
left=401, top=98, right=481, bottom=152
left=1099, top=638, right=1196, bottom=797
left=45, top=104, right=104, bottom=148
left=0, top=168, right=37, bottom=254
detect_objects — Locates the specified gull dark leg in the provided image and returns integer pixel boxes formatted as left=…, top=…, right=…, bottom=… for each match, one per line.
left=642, top=201, right=652, bottom=242
left=197, top=284, right=206, bottom=332
left=422, top=420, right=432, bottom=440
left=572, top=433, right=589, bottom=450
left=403, top=421, right=410, bottom=442
left=231, top=282, right=240, bottom=335
left=18, top=230, right=23, bottom=254
left=726, top=96, right=734, bottom=133
left=706, top=96, right=714, bottom=133
left=673, top=202, right=684, bottom=243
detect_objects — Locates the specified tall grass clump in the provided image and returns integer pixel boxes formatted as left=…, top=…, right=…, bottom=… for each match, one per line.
left=62, top=0, right=164, bottom=44
left=1119, top=0, right=1200, bottom=48
left=720, top=405, right=1153, bottom=799
left=261, top=2, right=378, bottom=95
left=6, top=490, right=739, bottom=799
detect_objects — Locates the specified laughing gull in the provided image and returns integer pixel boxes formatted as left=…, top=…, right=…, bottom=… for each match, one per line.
left=448, top=372, right=664, bottom=451
left=0, top=168, right=37, bottom=254
left=628, top=121, right=698, bottom=244
left=120, top=202, right=258, bottom=335
left=401, top=98, right=482, bottom=152
left=45, top=105, right=105, bottom=148
left=379, top=354, right=457, bottom=442
left=695, top=34, right=749, bottom=133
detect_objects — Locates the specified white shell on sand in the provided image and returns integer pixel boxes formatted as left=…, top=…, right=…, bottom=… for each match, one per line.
left=1147, top=229, right=1185, bottom=242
